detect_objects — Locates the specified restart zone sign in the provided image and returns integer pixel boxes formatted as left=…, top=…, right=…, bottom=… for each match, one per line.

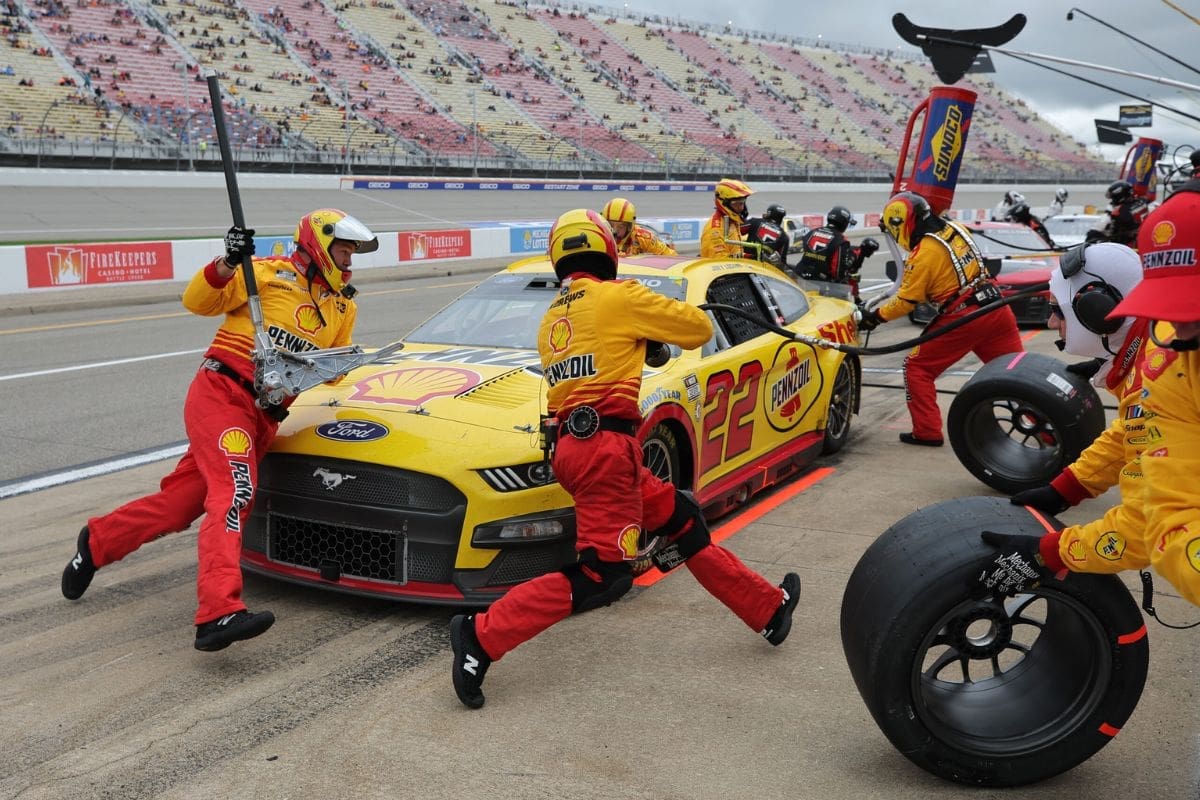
left=351, top=179, right=714, bottom=192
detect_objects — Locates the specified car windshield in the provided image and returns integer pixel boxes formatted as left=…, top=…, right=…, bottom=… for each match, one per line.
left=1044, top=217, right=1104, bottom=237
left=406, top=271, right=688, bottom=349
left=969, top=225, right=1054, bottom=256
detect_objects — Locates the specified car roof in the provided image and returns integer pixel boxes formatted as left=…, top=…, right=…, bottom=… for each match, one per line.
left=504, top=253, right=775, bottom=280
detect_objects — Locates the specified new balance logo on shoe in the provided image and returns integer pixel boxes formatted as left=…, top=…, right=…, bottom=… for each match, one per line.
left=61, top=527, right=97, bottom=601
left=70, top=553, right=83, bottom=570
left=450, top=615, right=491, bottom=709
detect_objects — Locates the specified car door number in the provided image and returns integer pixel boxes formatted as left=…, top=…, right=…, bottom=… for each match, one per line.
left=700, top=361, right=763, bottom=475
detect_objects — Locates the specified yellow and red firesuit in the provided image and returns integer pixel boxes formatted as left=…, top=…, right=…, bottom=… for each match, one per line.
left=472, top=266, right=787, bottom=660
left=84, top=253, right=356, bottom=625
left=1036, top=320, right=1158, bottom=575
left=1139, top=344, right=1200, bottom=605
left=875, top=218, right=1023, bottom=442
left=617, top=223, right=676, bottom=256
left=700, top=210, right=744, bottom=259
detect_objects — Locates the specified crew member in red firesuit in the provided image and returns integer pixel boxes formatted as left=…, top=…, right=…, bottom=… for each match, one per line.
left=972, top=242, right=1158, bottom=593
left=448, top=209, right=801, bottom=709
left=857, top=192, right=1023, bottom=446
left=976, top=190, right=1200, bottom=607
left=700, top=178, right=754, bottom=258
left=60, top=209, right=378, bottom=651
left=602, top=197, right=676, bottom=256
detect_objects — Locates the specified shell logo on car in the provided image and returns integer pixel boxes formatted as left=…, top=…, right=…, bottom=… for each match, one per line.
left=347, top=366, right=482, bottom=406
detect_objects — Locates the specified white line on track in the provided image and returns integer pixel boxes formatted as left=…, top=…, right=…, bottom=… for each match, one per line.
left=0, top=443, right=188, bottom=500
left=0, top=349, right=205, bottom=382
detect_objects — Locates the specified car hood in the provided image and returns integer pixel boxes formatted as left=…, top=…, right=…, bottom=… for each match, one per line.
left=272, top=343, right=547, bottom=457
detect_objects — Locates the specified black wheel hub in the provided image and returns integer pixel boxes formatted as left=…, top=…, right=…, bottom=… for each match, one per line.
left=946, top=602, right=1014, bottom=659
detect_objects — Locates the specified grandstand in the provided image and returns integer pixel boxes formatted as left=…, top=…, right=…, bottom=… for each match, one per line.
left=0, top=0, right=1112, bottom=180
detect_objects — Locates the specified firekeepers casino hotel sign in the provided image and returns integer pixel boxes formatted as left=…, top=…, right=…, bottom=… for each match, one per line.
left=25, top=242, right=174, bottom=288
left=398, top=229, right=471, bottom=261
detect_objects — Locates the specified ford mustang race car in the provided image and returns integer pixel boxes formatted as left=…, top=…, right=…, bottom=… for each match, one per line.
left=240, top=254, right=861, bottom=605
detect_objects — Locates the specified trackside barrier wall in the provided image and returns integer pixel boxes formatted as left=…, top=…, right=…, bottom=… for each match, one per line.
left=0, top=170, right=1049, bottom=298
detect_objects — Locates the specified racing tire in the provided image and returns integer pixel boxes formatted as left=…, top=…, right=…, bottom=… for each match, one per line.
left=642, top=423, right=682, bottom=487
left=840, top=496, right=1149, bottom=788
left=947, top=352, right=1106, bottom=495
left=821, top=357, right=856, bottom=454
left=634, top=423, right=684, bottom=576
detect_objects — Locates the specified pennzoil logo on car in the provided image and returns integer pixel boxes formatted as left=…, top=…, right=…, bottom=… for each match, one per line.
left=765, top=345, right=813, bottom=431
left=315, top=420, right=390, bottom=442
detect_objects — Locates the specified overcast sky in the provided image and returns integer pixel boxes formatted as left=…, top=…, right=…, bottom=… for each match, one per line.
left=600, top=0, right=1200, bottom=166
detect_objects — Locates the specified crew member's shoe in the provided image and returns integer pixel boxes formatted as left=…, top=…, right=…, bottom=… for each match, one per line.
left=899, top=432, right=944, bottom=447
left=194, top=610, right=276, bottom=652
left=450, top=614, right=491, bottom=709
left=62, top=526, right=97, bottom=600
left=762, top=572, right=801, bottom=646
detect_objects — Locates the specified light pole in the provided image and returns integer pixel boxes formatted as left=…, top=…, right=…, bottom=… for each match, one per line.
left=470, top=88, right=479, bottom=177
left=37, top=99, right=60, bottom=168
left=341, top=80, right=353, bottom=175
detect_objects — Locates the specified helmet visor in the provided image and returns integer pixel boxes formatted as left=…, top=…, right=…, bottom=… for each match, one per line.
left=331, top=214, right=379, bottom=253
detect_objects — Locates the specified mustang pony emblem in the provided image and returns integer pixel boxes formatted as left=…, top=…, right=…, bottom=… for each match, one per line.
left=313, top=468, right=357, bottom=490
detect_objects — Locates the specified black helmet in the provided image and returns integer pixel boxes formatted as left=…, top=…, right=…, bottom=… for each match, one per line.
left=1106, top=180, right=1133, bottom=205
left=826, top=205, right=855, bottom=232
left=764, top=203, right=786, bottom=225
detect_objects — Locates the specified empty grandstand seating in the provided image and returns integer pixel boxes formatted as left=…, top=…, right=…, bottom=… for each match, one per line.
left=0, top=0, right=1112, bottom=181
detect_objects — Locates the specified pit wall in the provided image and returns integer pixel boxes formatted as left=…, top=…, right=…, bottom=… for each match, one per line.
left=0, top=171, right=1060, bottom=297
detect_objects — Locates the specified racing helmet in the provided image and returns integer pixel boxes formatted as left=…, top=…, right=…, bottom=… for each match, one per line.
left=1049, top=242, right=1142, bottom=360
left=1106, top=180, right=1133, bottom=205
left=764, top=203, right=787, bottom=225
left=294, top=208, right=378, bottom=295
left=826, top=205, right=856, bottom=233
left=548, top=208, right=618, bottom=281
left=601, top=197, right=637, bottom=245
left=879, top=191, right=932, bottom=251
left=715, top=178, right=754, bottom=224
left=1055, top=187, right=1069, bottom=204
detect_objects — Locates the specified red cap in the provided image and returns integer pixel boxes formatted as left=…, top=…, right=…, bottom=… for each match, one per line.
left=1110, top=192, right=1200, bottom=323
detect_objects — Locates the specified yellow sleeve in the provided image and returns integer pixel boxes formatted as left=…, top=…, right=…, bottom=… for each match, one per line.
left=1066, top=389, right=1131, bottom=495
left=878, top=243, right=937, bottom=321
left=181, top=258, right=258, bottom=317
left=1141, top=349, right=1200, bottom=604
left=612, top=281, right=712, bottom=349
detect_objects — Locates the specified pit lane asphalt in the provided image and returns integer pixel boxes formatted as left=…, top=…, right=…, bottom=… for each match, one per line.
left=1, top=187, right=1196, bottom=800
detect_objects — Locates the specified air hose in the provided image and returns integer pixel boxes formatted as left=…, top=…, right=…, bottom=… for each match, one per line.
left=699, top=281, right=1050, bottom=357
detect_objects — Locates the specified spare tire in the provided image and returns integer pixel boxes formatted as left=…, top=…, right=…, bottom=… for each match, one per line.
left=841, top=496, right=1149, bottom=788
left=948, top=352, right=1107, bottom=494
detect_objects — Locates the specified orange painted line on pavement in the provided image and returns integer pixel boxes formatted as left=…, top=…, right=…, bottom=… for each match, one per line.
left=634, top=466, right=836, bottom=587
left=1020, top=329, right=1043, bottom=344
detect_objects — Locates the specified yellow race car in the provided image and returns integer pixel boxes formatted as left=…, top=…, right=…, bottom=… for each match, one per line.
left=241, top=254, right=861, bottom=605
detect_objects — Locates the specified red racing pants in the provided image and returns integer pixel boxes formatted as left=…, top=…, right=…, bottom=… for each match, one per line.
left=474, top=429, right=784, bottom=660
left=903, top=305, right=1023, bottom=441
left=86, top=367, right=277, bottom=625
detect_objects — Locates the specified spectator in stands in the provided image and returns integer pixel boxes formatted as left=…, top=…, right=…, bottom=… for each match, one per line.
left=700, top=178, right=754, bottom=258
left=601, top=197, right=675, bottom=256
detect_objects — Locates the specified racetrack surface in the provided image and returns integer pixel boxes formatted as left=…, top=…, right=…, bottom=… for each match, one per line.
left=1, top=190, right=1195, bottom=800
left=1, top=181, right=1100, bottom=243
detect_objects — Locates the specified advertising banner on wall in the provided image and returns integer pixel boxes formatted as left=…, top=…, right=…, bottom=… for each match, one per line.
left=24, top=242, right=174, bottom=288
left=508, top=224, right=554, bottom=255
left=398, top=229, right=472, bottom=261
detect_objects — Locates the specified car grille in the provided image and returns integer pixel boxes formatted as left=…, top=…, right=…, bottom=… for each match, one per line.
left=269, top=512, right=456, bottom=584
left=485, top=546, right=568, bottom=586
left=259, top=453, right=461, bottom=512
left=251, top=453, right=465, bottom=585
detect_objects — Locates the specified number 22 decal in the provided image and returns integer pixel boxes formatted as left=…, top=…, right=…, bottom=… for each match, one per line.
left=700, top=361, right=763, bottom=475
